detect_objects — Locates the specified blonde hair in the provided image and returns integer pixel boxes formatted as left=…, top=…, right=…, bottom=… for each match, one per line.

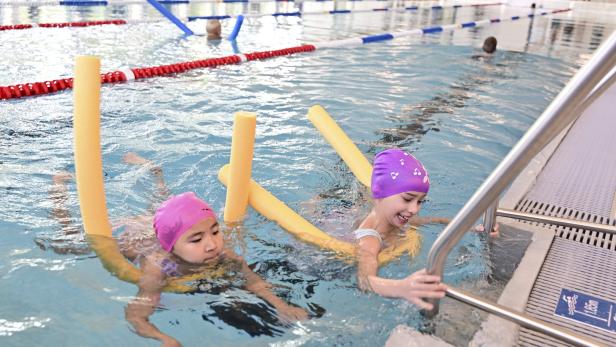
left=206, top=19, right=222, bottom=39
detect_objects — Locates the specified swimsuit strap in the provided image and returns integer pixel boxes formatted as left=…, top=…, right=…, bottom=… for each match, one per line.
left=353, top=228, right=383, bottom=246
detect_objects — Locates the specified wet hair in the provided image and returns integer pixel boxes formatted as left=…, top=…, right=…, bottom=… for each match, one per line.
left=482, top=36, right=498, bottom=54
left=206, top=19, right=222, bottom=40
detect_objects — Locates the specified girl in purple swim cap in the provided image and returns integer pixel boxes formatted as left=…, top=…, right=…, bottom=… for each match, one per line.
left=352, top=149, right=446, bottom=309
left=353, top=149, right=499, bottom=309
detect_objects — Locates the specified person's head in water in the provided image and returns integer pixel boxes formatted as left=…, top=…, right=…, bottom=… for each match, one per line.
left=153, top=192, right=222, bottom=264
left=482, top=36, right=497, bottom=54
left=206, top=19, right=222, bottom=40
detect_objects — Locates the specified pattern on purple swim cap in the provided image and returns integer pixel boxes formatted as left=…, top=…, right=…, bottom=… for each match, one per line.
left=370, top=149, right=430, bottom=199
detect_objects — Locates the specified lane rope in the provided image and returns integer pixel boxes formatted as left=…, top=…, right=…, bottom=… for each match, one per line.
left=0, top=8, right=571, bottom=101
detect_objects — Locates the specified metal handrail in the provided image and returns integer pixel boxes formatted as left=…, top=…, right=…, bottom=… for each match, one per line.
left=446, top=287, right=608, bottom=347
left=481, top=66, right=616, bottom=234
left=496, top=208, right=616, bottom=234
left=423, top=30, right=616, bottom=342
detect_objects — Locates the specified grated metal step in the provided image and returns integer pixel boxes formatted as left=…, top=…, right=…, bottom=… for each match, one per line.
left=517, top=237, right=616, bottom=347
left=515, top=199, right=616, bottom=251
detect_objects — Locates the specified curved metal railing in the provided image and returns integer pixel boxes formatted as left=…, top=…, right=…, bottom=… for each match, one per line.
left=425, top=30, right=616, bottom=347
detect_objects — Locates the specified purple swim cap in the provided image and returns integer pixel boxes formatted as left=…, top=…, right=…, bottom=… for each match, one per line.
left=153, top=192, right=216, bottom=252
left=371, top=149, right=430, bottom=199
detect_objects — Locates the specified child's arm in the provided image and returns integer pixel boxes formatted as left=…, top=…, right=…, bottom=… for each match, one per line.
left=409, top=216, right=451, bottom=226
left=125, top=257, right=182, bottom=347
left=122, top=152, right=170, bottom=213
left=39, top=172, right=91, bottom=255
left=356, top=236, right=447, bottom=310
left=410, top=216, right=500, bottom=237
left=49, top=172, right=80, bottom=235
left=230, top=252, right=308, bottom=323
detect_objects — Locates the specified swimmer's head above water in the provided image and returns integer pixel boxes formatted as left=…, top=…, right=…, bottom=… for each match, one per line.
left=370, top=149, right=430, bottom=228
left=153, top=192, right=222, bottom=263
left=206, top=19, right=222, bottom=40
left=482, top=36, right=498, bottom=54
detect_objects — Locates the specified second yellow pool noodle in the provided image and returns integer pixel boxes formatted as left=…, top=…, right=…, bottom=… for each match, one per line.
left=73, top=56, right=217, bottom=293
left=307, top=105, right=373, bottom=188
left=224, top=112, right=257, bottom=223
left=218, top=164, right=420, bottom=264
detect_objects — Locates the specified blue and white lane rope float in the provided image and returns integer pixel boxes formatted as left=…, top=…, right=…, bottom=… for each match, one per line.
left=188, top=2, right=502, bottom=21
left=313, top=8, right=571, bottom=49
left=0, top=0, right=500, bottom=7
left=0, top=2, right=502, bottom=31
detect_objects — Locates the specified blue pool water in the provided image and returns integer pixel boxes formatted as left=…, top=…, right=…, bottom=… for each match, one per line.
left=0, top=1, right=614, bottom=345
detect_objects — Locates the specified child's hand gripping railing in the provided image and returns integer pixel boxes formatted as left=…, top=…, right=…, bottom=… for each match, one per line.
left=425, top=32, right=616, bottom=347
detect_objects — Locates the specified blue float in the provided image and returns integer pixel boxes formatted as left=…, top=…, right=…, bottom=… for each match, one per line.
left=362, top=33, right=393, bottom=44
left=422, top=26, right=443, bottom=34
left=146, top=0, right=194, bottom=35
left=272, top=12, right=301, bottom=17
left=188, top=15, right=232, bottom=21
left=60, top=1, right=108, bottom=5
left=228, top=15, right=244, bottom=41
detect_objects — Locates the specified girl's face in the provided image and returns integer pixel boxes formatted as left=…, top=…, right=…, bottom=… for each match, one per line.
left=374, top=191, right=426, bottom=229
left=172, top=217, right=223, bottom=264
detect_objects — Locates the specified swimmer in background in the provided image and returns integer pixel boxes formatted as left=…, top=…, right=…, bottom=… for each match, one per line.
left=206, top=19, right=222, bottom=40
left=482, top=36, right=498, bottom=54
left=471, top=36, right=498, bottom=61
left=354, top=149, right=499, bottom=309
left=49, top=153, right=308, bottom=347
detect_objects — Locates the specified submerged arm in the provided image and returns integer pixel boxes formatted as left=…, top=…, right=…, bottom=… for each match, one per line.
left=125, top=258, right=181, bottom=346
left=49, top=172, right=79, bottom=235
left=410, top=216, right=500, bottom=237
left=232, top=253, right=308, bottom=322
left=409, top=216, right=451, bottom=226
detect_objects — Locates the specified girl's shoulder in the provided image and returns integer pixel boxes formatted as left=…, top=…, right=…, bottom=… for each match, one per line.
left=142, top=251, right=182, bottom=277
left=353, top=228, right=384, bottom=245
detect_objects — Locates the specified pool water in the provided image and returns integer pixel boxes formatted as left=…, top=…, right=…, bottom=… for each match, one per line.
left=0, top=1, right=614, bottom=346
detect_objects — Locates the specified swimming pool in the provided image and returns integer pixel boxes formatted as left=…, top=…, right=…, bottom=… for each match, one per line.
left=1, top=0, right=614, bottom=345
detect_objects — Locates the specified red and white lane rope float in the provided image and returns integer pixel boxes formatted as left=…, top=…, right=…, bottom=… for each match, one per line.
left=0, top=8, right=571, bottom=101
left=0, top=19, right=126, bottom=30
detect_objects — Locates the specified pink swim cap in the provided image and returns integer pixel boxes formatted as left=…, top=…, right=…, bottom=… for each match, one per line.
left=371, top=149, right=430, bottom=199
left=153, top=192, right=216, bottom=252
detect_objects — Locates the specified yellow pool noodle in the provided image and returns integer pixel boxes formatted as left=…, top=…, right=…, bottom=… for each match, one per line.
left=224, top=112, right=257, bottom=223
left=74, top=56, right=109, bottom=237
left=307, top=105, right=373, bottom=188
left=218, top=164, right=420, bottom=264
left=73, top=56, right=217, bottom=293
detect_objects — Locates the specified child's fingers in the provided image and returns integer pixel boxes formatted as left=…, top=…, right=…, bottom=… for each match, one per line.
left=410, top=297, right=434, bottom=310
left=409, top=282, right=448, bottom=293
left=410, top=289, right=447, bottom=299
left=489, top=223, right=501, bottom=238
left=52, top=171, right=73, bottom=183
left=412, top=274, right=442, bottom=284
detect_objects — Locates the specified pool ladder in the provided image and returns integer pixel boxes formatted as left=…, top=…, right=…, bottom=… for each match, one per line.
left=424, top=31, right=616, bottom=347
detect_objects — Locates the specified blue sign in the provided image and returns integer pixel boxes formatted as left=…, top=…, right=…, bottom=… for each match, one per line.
left=554, top=288, right=616, bottom=333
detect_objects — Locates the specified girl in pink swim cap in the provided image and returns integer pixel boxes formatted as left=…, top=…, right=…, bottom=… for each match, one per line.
left=102, top=154, right=308, bottom=346
left=353, top=149, right=498, bottom=309
left=133, top=195, right=308, bottom=345
left=49, top=153, right=308, bottom=346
